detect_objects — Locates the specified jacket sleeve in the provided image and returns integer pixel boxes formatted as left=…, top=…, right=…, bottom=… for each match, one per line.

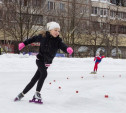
left=97, top=56, right=101, bottom=60
left=58, top=38, right=68, bottom=53
left=23, top=34, right=42, bottom=46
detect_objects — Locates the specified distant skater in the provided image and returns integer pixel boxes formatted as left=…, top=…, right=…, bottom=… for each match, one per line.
left=91, top=52, right=105, bottom=74
left=14, top=21, right=73, bottom=104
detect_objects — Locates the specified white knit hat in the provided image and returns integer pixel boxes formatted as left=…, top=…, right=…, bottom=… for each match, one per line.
left=47, top=21, right=60, bottom=31
left=96, top=52, right=100, bottom=55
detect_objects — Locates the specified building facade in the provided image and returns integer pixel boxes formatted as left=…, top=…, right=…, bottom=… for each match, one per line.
left=0, top=0, right=126, bottom=58
left=0, top=0, right=91, bottom=55
left=91, top=0, right=126, bottom=58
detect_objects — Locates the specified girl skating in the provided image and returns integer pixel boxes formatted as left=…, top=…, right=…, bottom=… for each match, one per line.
left=14, top=22, right=73, bottom=104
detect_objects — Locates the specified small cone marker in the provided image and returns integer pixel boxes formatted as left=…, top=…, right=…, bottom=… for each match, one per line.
left=105, top=95, right=109, bottom=98
left=76, top=91, right=79, bottom=93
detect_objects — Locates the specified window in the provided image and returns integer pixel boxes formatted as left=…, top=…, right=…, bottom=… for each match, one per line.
left=100, top=0, right=110, bottom=2
left=21, top=13, right=32, bottom=23
left=100, top=8, right=103, bottom=15
left=110, top=10, right=116, bottom=18
left=94, top=7, right=98, bottom=15
left=118, top=12, right=124, bottom=19
left=110, top=24, right=116, bottom=33
left=3, top=0, right=13, bottom=3
left=60, top=3, right=65, bottom=11
left=110, top=25, right=126, bottom=34
left=32, top=15, right=43, bottom=25
left=0, top=10, right=2, bottom=20
left=110, top=0, right=117, bottom=4
left=48, top=1, right=55, bottom=10
left=92, top=7, right=107, bottom=16
left=118, top=26, right=126, bottom=34
left=24, top=0, right=28, bottom=6
left=32, top=0, right=41, bottom=7
left=124, top=13, right=126, bottom=19
left=92, top=22, right=100, bottom=30
left=47, top=17, right=55, bottom=22
left=10, top=0, right=26, bottom=6
left=110, top=10, right=126, bottom=19
left=110, top=0, right=126, bottom=6
left=100, top=8, right=107, bottom=16
left=92, top=7, right=99, bottom=15
left=104, top=9, right=107, bottom=15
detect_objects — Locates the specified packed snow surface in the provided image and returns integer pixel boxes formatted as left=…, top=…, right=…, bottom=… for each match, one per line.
left=0, top=54, right=126, bottom=113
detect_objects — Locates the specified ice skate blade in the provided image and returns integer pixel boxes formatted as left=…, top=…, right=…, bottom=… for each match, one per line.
left=29, top=100, right=43, bottom=104
left=14, top=98, right=19, bottom=101
left=90, top=72, right=97, bottom=74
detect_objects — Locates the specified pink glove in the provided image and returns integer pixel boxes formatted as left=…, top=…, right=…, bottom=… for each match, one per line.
left=67, top=47, right=73, bottom=55
left=18, top=43, right=25, bottom=50
left=45, top=64, right=50, bottom=67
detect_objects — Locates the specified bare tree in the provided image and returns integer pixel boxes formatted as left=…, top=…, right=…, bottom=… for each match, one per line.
left=1, top=0, right=91, bottom=55
left=54, top=0, right=91, bottom=57
left=1, top=0, right=47, bottom=53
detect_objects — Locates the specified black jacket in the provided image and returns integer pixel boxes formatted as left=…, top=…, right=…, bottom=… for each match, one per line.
left=23, top=31, right=68, bottom=64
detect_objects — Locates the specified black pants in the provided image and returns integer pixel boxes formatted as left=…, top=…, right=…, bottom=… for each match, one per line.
left=23, top=59, right=48, bottom=94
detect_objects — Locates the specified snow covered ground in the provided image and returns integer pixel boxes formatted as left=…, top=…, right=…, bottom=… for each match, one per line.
left=0, top=54, right=126, bottom=113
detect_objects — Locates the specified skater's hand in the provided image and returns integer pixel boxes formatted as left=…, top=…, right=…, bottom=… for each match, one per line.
left=102, top=56, right=105, bottom=58
left=67, top=47, right=73, bottom=55
left=18, top=43, right=25, bottom=51
left=94, top=57, right=96, bottom=61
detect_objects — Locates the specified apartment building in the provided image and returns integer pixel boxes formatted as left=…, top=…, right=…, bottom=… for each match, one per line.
left=0, top=0, right=91, bottom=54
left=91, top=0, right=126, bottom=58
left=1, top=0, right=126, bottom=57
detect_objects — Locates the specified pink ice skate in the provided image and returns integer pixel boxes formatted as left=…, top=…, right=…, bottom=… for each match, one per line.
left=29, top=91, right=43, bottom=104
left=29, top=98, right=43, bottom=104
